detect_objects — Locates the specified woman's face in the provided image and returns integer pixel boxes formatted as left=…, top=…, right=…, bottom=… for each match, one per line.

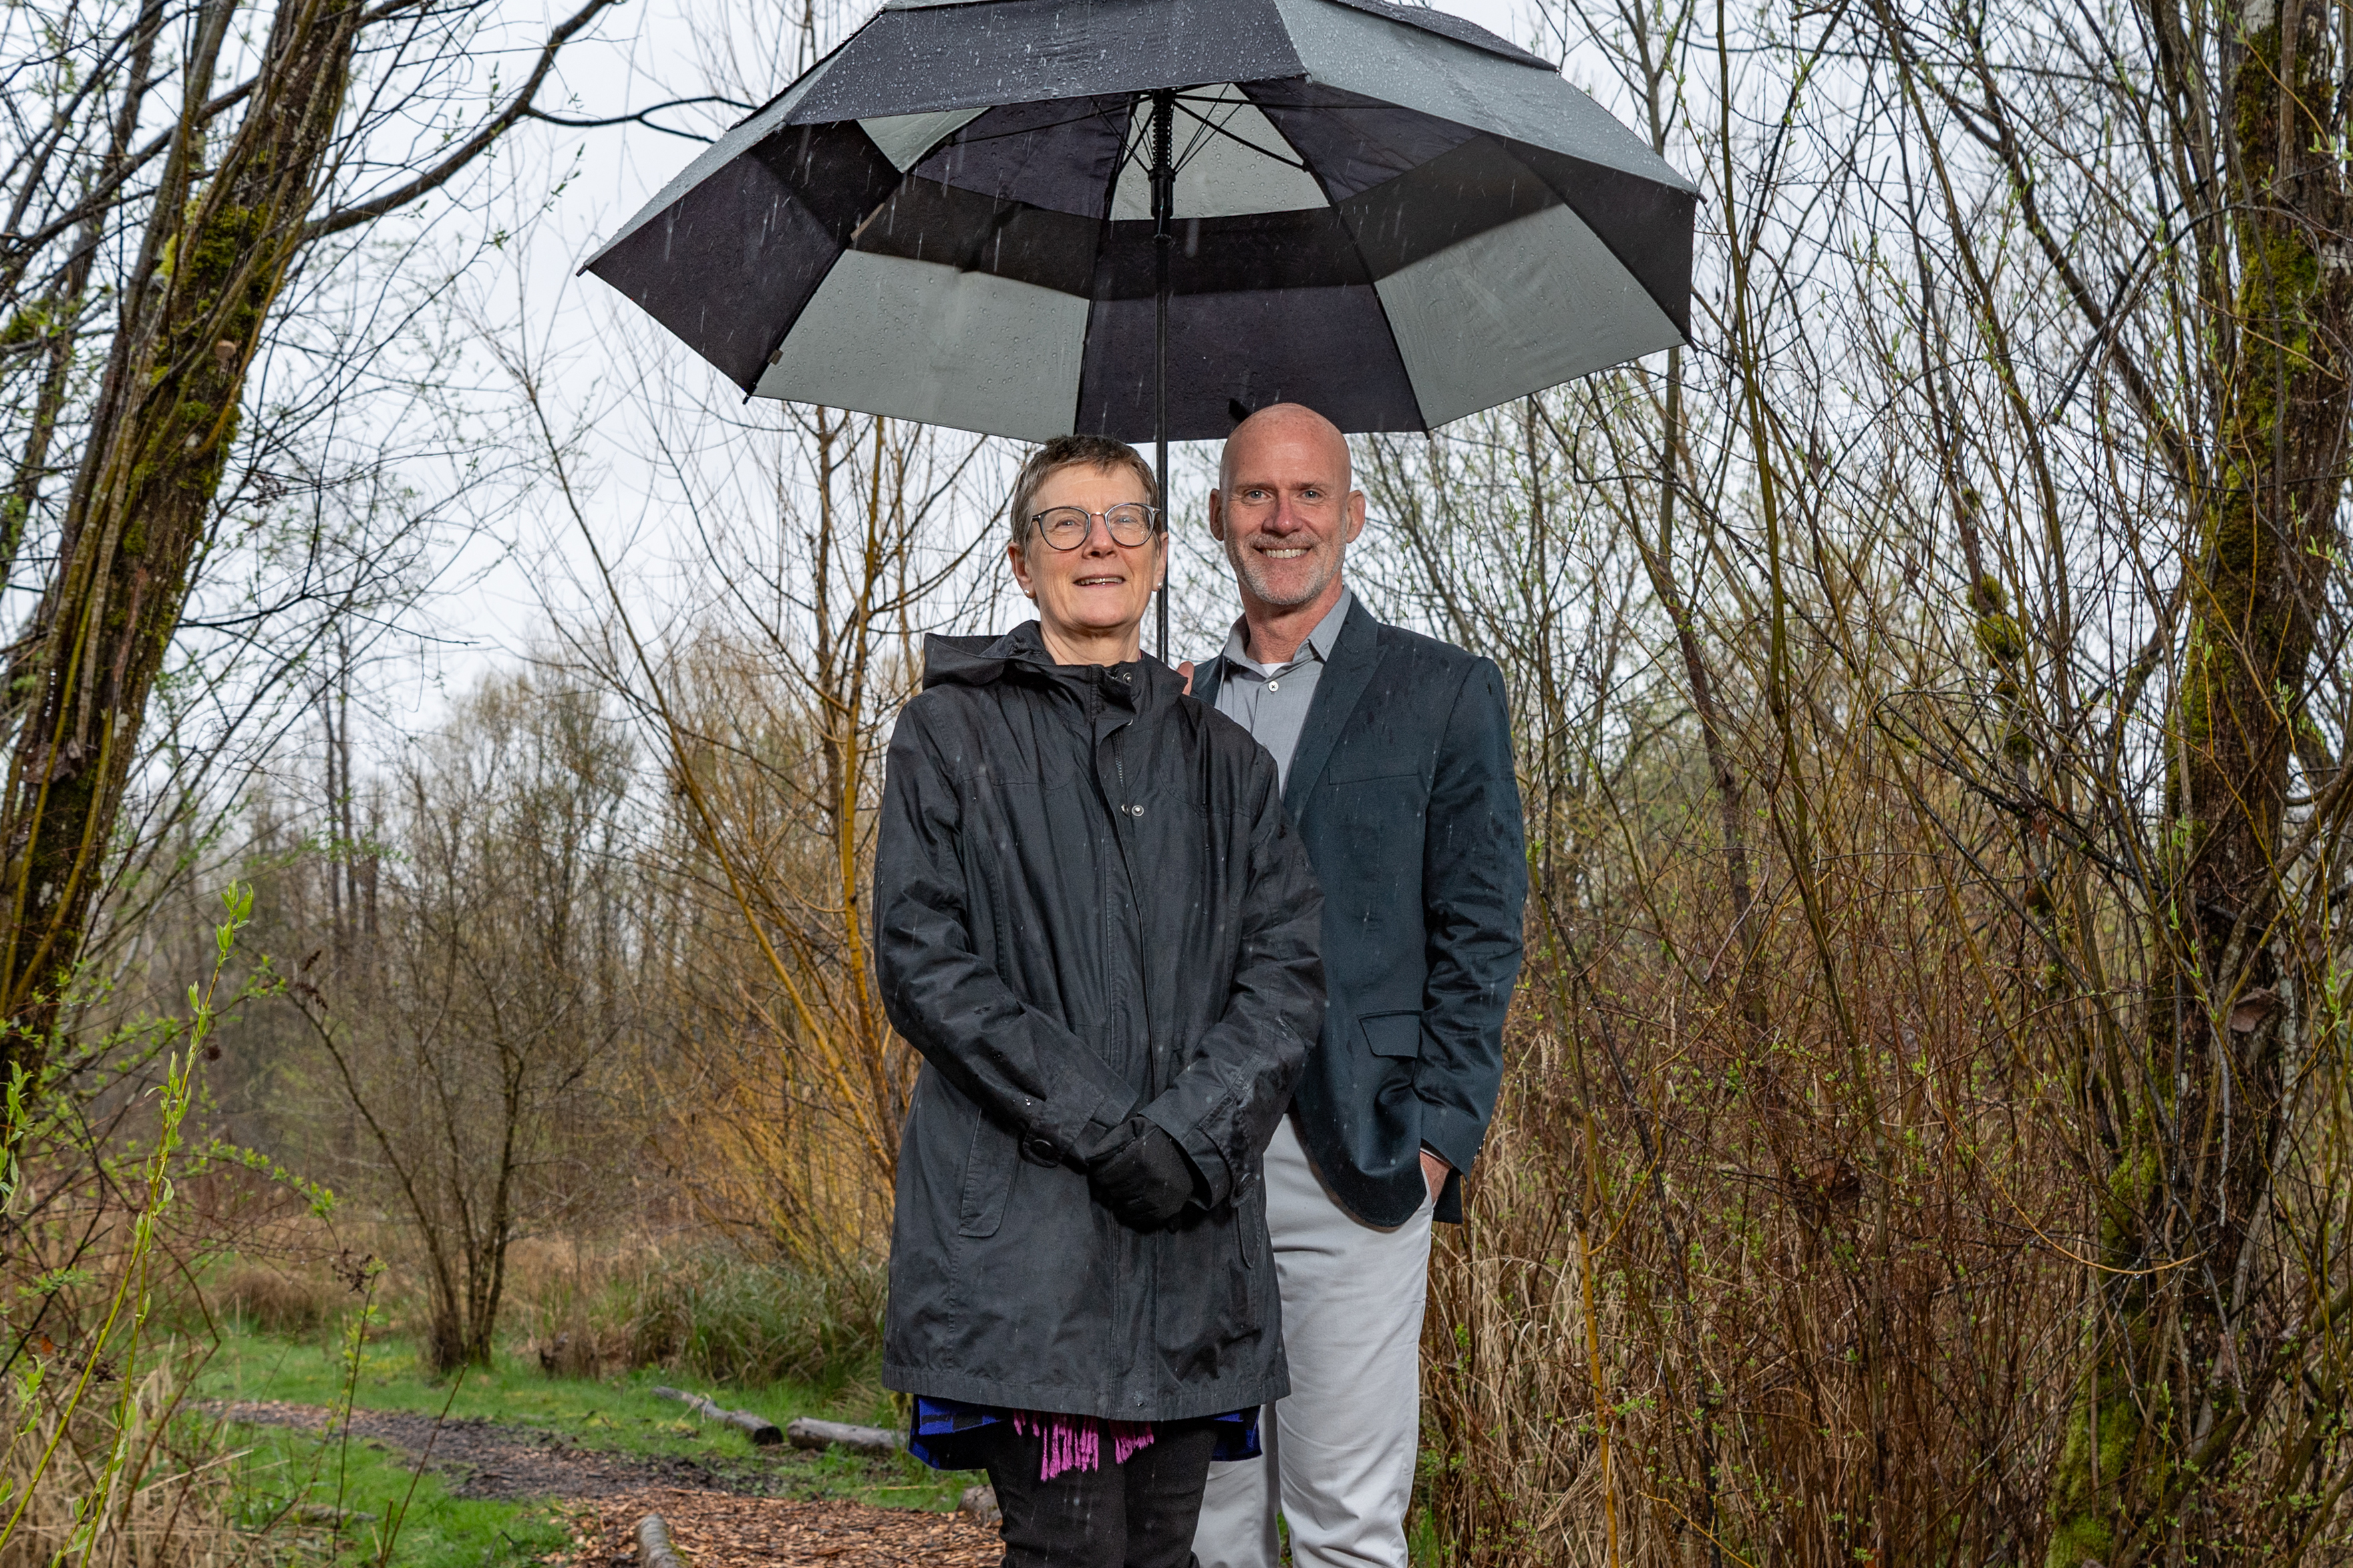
left=1009, top=462, right=1163, bottom=652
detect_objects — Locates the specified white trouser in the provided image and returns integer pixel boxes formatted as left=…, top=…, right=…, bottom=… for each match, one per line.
left=1191, top=1114, right=1436, bottom=1568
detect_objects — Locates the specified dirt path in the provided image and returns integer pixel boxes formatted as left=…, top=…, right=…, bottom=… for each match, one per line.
left=210, top=1400, right=751, bottom=1500
left=210, top=1400, right=1003, bottom=1565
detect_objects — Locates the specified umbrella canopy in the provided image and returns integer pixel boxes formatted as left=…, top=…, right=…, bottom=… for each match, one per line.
left=584, top=0, right=1697, bottom=443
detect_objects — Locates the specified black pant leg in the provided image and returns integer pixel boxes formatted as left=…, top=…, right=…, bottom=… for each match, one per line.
left=976, top=1424, right=1126, bottom=1568
left=1118, top=1420, right=1221, bottom=1568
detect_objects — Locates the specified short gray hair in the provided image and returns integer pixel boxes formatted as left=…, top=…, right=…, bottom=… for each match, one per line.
left=1009, top=436, right=1162, bottom=546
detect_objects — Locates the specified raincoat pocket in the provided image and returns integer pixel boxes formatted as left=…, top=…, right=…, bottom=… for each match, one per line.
left=955, top=1110, right=1019, bottom=1239
left=1234, top=1174, right=1267, bottom=1271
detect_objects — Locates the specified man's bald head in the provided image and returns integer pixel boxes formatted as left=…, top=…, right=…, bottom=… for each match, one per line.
left=1220, top=402, right=1353, bottom=494
left=1209, top=402, right=1366, bottom=640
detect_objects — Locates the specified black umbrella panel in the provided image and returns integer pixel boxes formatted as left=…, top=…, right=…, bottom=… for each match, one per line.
left=586, top=0, right=1696, bottom=442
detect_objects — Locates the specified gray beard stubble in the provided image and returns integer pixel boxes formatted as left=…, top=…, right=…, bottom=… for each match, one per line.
left=1227, top=536, right=1342, bottom=609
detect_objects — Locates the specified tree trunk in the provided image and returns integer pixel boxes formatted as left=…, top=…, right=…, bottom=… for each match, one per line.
left=0, top=0, right=364, bottom=1071
left=2045, top=1, right=2348, bottom=1559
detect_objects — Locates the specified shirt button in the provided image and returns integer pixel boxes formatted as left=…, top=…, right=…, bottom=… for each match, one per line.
left=1268, top=680, right=1279, bottom=691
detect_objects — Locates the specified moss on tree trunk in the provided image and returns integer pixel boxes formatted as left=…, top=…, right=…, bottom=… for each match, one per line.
left=2045, top=3, right=2347, bottom=1560
left=0, top=0, right=364, bottom=1070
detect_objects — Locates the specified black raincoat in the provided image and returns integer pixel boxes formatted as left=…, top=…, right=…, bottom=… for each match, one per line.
left=875, top=624, right=1324, bottom=1422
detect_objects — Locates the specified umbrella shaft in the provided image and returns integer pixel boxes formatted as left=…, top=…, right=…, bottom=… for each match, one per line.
left=1151, top=89, right=1173, bottom=663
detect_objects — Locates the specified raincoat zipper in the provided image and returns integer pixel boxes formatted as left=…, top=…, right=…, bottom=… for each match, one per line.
left=1101, top=669, right=1158, bottom=1100
left=1094, top=666, right=1157, bottom=1385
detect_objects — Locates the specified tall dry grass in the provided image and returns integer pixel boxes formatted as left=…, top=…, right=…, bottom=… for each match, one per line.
left=0, top=1363, right=234, bottom=1568
left=1424, top=746, right=2092, bottom=1564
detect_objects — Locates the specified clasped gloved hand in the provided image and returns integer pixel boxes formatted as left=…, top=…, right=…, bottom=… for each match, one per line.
left=1086, top=1116, right=1196, bottom=1230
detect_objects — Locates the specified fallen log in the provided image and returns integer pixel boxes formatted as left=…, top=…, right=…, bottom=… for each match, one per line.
left=649, top=1386, right=783, bottom=1446
left=785, top=1416, right=904, bottom=1456
left=635, top=1514, right=687, bottom=1568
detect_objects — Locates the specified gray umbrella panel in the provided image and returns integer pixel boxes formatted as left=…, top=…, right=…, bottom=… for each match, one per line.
left=585, top=0, right=1697, bottom=441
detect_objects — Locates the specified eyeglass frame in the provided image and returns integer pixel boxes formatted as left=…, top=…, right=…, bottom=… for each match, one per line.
left=1024, top=503, right=1165, bottom=551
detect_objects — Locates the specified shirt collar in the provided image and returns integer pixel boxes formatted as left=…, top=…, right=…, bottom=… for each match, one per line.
left=1221, top=589, right=1354, bottom=678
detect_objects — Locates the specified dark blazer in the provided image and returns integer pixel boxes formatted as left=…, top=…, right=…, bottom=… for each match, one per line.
left=1193, top=597, right=1525, bottom=1226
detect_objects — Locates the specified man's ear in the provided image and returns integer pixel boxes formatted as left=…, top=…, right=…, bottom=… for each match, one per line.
left=1343, top=489, right=1368, bottom=544
left=1207, top=489, right=1226, bottom=543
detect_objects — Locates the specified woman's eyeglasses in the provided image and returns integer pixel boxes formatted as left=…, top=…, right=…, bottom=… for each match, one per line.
left=1029, top=504, right=1161, bottom=550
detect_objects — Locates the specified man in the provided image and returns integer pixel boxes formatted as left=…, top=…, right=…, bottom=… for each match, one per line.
left=1187, top=404, right=1526, bottom=1568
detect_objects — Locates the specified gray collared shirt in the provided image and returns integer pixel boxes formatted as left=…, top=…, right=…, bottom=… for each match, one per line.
left=1211, top=589, right=1353, bottom=788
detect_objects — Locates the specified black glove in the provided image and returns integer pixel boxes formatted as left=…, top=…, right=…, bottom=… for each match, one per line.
left=1087, top=1116, right=1195, bottom=1230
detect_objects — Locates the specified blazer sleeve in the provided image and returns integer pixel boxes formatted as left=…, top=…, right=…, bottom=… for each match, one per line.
left=873, top=701, right=1142, bottom=1164
left=1414, top=656, right=1527, bottom=1178
left=1138, top=748, right=1324, bottom=1207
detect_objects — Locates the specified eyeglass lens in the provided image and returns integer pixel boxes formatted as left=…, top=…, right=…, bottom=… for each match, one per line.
left=1036, top=506, right=1156, bottom=549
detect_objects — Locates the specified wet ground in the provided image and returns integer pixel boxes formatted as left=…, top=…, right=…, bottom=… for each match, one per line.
left=567, top=1488, right=999, bottom=1568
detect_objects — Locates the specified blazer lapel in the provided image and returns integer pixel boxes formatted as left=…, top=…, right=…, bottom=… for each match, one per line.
left=1189, top=653, right=1227, bottom=710
left=1281, top=598, right=1382, bottom=821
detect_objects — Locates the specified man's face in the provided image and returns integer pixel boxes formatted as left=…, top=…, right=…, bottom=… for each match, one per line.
left=1211, top=412, right=1367, bottom=612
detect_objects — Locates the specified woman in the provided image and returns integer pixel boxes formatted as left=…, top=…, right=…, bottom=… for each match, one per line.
left=875, top=435, right=1324, bottom=1567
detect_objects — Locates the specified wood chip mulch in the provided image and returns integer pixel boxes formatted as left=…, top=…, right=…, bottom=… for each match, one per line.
left=567, top=1487, right=1003, bottom=1568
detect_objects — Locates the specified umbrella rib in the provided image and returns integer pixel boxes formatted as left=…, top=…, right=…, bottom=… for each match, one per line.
left=1170, top=96, right=1311, bottom=173
left=1111, top=90, right=1313, bottom=182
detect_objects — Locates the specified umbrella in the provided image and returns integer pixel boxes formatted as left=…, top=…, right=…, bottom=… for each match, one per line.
left=585, top=0, right=1697, bottom=653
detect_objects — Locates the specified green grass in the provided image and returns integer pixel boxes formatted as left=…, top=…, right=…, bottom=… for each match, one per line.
left=191, top=1321, right=982, bottom=1564
left=223, top=1426, right=573, bottom=1568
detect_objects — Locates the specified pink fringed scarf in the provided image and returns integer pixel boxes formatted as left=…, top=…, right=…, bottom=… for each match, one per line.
left=1011, top=1412, right=1158, bottom=1480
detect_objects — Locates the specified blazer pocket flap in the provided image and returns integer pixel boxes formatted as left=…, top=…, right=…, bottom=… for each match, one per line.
left=1325, top=756, right=1422, bottom=786
left=1360, top=1011, right=1424, bottom=1058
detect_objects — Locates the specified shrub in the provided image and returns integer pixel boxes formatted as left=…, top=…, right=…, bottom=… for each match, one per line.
left=512, top=1242, right=884, bottom=1392
left=211, top=1263, right=342, bottom=1338
left=631, top=1249, right=886, bottom=1392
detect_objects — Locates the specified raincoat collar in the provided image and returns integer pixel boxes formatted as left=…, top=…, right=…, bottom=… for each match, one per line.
left=922, top=622, right=1182, bottom=708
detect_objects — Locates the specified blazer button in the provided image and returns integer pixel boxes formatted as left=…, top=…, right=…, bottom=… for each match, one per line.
left=1020, top=1135, right=1060, bottom=1166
